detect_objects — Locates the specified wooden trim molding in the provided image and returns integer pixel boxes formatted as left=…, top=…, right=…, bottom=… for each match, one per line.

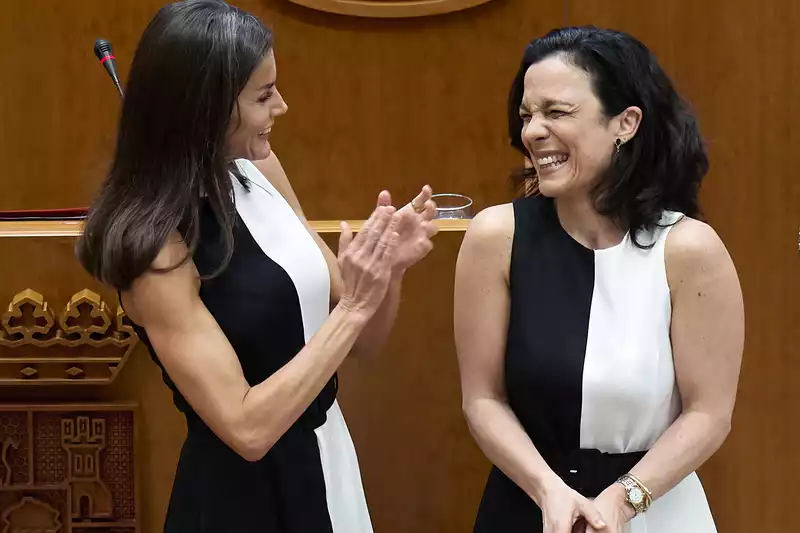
left=286, top=0, right=496, bottom=18
left=0, top=289, right=137, bottom=386
left=0, top=218, right=470, bottom=238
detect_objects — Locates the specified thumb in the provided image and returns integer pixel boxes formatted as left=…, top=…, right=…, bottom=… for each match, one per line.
left=338, top=221, right=353, bottom=257
left=580, top=502, right=606, bottom=530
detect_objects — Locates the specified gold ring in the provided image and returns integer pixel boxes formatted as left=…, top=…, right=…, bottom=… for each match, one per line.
left=412, top=201, right=425, bottom=213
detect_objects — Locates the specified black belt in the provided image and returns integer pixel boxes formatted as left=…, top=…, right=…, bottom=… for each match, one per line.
left=539, top=447, right=647, bottom=498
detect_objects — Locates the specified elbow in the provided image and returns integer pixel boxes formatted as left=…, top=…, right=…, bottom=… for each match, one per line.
left=232, top=428, right=275, bottom=462
left=714, top=414, right=732, bottom=445
left=692, top=409, right=732, bottom=451
left=228, top=417, right=276, bottom=462
left=461, top=398, right=477, bottom=422
left=461, top=395, right=499, bottom=427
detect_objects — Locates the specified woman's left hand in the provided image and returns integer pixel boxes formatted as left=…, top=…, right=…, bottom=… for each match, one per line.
left=583, top=484, right=635, bottom=533
left=376, top=186, right=438, bottom=274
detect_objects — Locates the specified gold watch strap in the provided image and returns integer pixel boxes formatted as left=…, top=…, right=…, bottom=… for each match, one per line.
left=617, top=474, right=652, bottom=515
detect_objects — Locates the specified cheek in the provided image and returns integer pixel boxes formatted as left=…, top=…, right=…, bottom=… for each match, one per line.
left=573, top=131, right=613, bottom=168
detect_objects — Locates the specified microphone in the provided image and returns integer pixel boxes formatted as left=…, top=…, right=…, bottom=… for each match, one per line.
left=93, top=38, right=123, bottom=98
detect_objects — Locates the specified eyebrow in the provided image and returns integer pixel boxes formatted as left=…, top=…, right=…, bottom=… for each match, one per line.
left=258, top=82, right=276, bottom=91
left=519, top=98, right=573, bottom=113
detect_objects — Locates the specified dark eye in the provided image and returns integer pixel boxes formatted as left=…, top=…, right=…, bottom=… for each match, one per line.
left=257, top=90, right=275, bottom=103
left=519, top=113, right=532, bottom=122
left=548, top=109, right=567, bottom=118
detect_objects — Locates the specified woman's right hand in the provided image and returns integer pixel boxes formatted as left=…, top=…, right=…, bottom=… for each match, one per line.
left=540, top=481, right=607, bottom=533
left=336, top=205, right=400, bottom=320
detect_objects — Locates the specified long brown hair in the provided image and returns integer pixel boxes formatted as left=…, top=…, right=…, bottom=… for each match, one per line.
left=77, top=0, right=273, bottom=290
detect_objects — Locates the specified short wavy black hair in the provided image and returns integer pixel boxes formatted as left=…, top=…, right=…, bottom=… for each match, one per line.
left=508, top=26, right=708, bottom=246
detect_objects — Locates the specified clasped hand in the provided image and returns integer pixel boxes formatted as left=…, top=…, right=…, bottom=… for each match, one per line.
left=541, top=481, right=634, bottom=533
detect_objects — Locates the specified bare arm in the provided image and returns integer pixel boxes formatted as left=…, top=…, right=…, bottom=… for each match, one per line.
left=253, top=154, right=417, bottom=361
left=125, top=207, right=399, bottom=462
left=454, top=205, right=561, bottom=503
left=628, top=219, right=744, bottom=497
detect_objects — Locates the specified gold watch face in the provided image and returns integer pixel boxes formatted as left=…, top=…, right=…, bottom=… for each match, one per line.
left=629, top=486, right=645, bottom=505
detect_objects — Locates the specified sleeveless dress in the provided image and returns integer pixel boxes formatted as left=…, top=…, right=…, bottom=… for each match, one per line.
left=473, top=195, right=718, bottom=533
left=130, top=159, right=373, bottom=533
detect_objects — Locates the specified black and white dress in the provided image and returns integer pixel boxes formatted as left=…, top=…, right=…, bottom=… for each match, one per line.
left=132, top=159, right=373, bottom=532
left=473, top=195, right=718, bottom=533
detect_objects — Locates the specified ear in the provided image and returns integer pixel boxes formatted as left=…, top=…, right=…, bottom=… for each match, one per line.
left=614, top=106, right=643, bottom=143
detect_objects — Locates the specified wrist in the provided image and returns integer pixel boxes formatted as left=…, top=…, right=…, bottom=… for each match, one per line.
left=391, top=265, right=407, bottom=279
left=609, top=482, right=636, bottom=522
left=334, top=299, right=374, bottom=326
left=529, top=471, right=564, bottom=507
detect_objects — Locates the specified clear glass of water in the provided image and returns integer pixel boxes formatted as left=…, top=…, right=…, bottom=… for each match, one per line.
left=431, top=193, right=473, bottom=219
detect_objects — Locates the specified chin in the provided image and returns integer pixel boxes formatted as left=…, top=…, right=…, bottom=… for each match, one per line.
left=536, top=177, right=569, bottom=198
left=249, top=142, right=272, bottom=161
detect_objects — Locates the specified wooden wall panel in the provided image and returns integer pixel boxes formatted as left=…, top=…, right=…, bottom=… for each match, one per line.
left=0, top=0, right=564, bottom=219
left=567, top=2, right=800, bottom=531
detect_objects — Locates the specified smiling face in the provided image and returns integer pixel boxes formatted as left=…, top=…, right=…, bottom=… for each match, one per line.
left=225, top=49, right=288, bottom=161
left=519, top=54, right=640, bottom=200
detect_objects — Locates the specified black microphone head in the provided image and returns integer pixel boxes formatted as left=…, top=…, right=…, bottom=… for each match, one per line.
left=94, top=39, right=113, bottom=59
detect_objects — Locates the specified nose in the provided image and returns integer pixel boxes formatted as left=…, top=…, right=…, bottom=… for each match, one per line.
left=273, top=89, right=288, bottom=116
left=522, top=115, right=549, bottom=144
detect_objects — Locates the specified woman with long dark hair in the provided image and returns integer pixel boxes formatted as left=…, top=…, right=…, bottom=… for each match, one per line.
left=77, top=2, right=437, bottom=531
left=454, top=27, right=743, bottom=533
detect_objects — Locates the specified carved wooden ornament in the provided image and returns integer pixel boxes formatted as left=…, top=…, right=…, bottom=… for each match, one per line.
left=0, top=404, right=138, bottom=533
left=0, top=289, right=138, bottom=386
left=286, top=0, right=497, bottom=18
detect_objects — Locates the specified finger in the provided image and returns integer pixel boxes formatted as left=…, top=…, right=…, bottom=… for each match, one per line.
left=422, top=199, right=437, bottom=221
left=579, top=502, right=607, bottom=530
left=422, top=220, right=439, bottom=239
left=361, top=207, right=394, bottom=256
left=352, top=206, right=385, bottom=249
left=372, top=214, right=400, bottom=262
left=377, top=190, right=392, bottom=207
left=338, top=222, right=353, bottom=258
left=409, top=185, right=433, bottom=213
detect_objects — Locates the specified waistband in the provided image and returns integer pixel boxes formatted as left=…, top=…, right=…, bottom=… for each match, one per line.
left=539, top=446, right=647, bottom=498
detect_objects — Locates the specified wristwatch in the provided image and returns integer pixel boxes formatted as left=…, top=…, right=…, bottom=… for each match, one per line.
left=616, top=473, right=652, bottom=516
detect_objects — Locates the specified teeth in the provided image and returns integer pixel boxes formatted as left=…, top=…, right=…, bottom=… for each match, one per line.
left=537, top=154, right=569, bottom=166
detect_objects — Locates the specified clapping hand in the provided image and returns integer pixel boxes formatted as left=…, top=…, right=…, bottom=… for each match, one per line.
left=375, top=185, right=438, bottom=275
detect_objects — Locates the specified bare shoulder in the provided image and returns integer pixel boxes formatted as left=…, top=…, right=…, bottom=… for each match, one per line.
left=122, top=232, right=200, bottom=326
left=462, top=203, right=515, bottom=247
left=665, top=216, right=739, bottom=290
left=458, top=203, right=515, bottom=280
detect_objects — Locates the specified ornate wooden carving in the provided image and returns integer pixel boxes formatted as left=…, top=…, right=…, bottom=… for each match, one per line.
left=0, top=290, right=138, bottom=386
left=0, top=404, right=137, bottom=533
left=286, top=0, right=497, bottom=18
